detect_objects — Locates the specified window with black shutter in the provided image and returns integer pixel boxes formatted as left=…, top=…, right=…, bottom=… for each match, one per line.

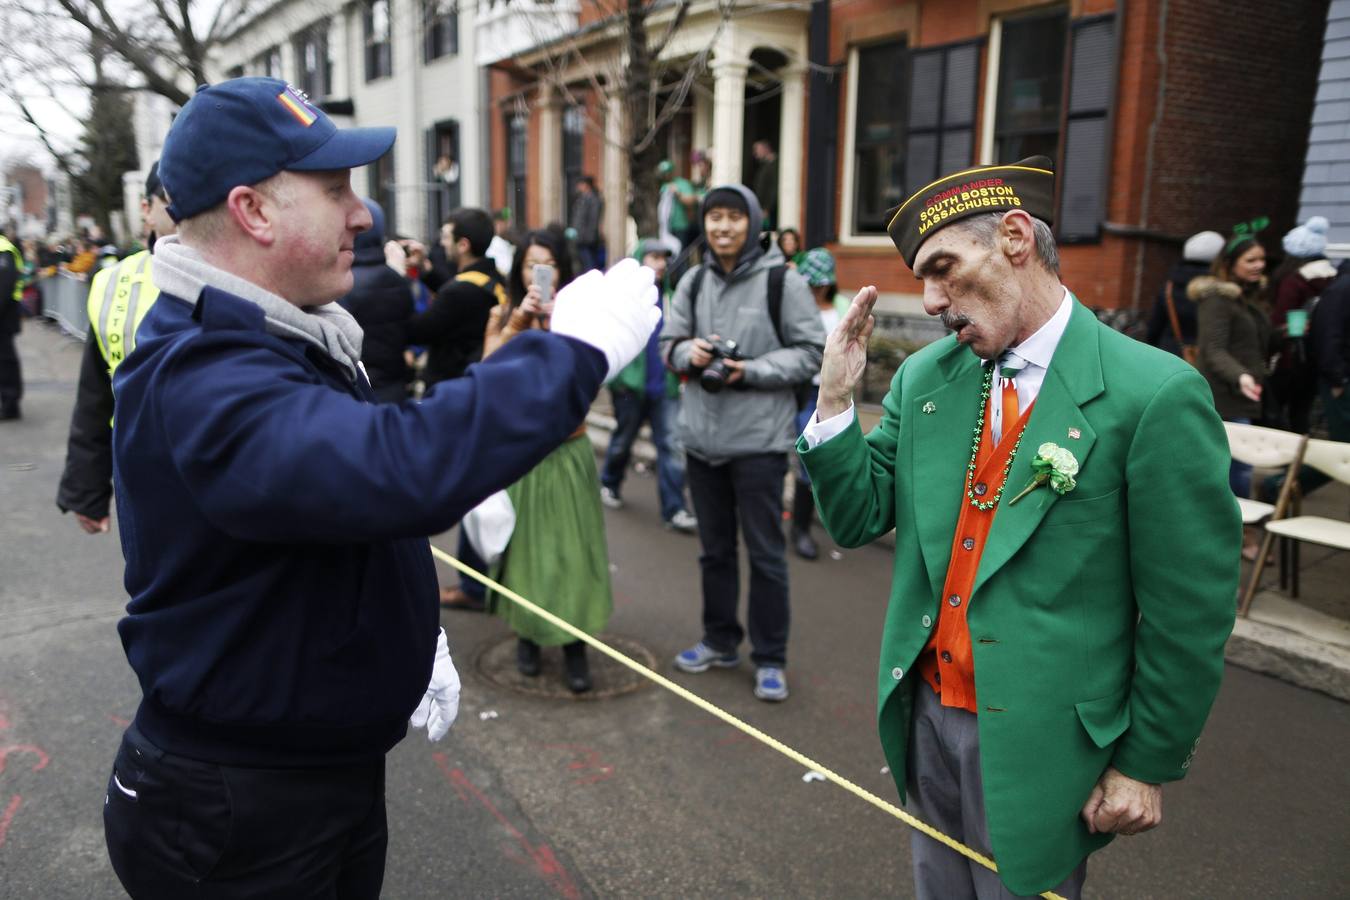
left=368, top=149, right=396, bottom=228
left=505, top=113, right=528, bottom=227
left=255, top=45, right=282, bottom=79
left=905, top=40, right=980, bottom=195
left=562, top=105, right=586, bottom=202
left=993, top=7, right=1068, bottom=163
left=423, top=0, right=459, bottom=63
left=364, top=0, right=393, bottom=82
left=1058, top=15, right=1116, bottom=242
left=292, top=23, right=332, bottom=100
left=851, top=39, right=909, bottom=235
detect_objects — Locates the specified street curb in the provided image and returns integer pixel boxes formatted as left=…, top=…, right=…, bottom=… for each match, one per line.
left=1226, top=616, right=1350, bottom=702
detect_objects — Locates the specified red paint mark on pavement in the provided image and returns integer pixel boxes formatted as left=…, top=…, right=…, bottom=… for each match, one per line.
left=0, top=746, right=50, bottom=776
left=543, top=744, right=614, bottom=786
left=0, top=795, right=21, bottom=848
left=107, top=714, right=131, bottom=728
left=432, top=753, right=581, bottom=900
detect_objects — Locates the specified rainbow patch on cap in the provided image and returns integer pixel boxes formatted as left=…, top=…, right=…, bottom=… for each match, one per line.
left=277, top=87, right=318, bottom=127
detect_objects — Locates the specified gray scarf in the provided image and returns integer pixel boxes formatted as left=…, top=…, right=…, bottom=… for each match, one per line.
left=151, top=235, right=365, bottom=381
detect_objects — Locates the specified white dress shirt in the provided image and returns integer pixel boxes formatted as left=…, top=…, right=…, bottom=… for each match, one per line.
left=801, top=287, right=1075, bottom=449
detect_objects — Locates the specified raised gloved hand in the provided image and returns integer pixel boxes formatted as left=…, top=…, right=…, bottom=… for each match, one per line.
left=409, top=628, right=461, bottom=741
left=550, top=258, right=662, bottom=381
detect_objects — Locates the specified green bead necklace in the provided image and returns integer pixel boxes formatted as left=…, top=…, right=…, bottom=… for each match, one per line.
left=965, top=364, right=1027, bottom=511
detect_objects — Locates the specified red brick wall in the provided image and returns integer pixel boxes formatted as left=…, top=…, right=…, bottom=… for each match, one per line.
left=825, top=0, right=1325, bottom=311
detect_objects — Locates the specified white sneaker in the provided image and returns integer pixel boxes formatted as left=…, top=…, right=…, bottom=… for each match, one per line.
left=600, top=486, right=624, bottom=509
left=665, top=509, right=698, bottom=533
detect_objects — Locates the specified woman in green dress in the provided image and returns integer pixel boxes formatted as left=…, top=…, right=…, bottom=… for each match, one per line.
left=482, top=228, right=612, bottom=692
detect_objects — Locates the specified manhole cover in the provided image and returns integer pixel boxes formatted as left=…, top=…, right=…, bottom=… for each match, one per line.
left=475, top=634, right=657, bottom=700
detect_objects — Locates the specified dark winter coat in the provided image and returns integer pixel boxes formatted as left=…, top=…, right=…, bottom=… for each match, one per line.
left=1144, top=261, right=1209, bottom=357
left=1310, top=263, right=1350, bottom=391
left=406, top=257, right=505, bottom=386
left=1193, top=276, right=1272, bottom=420
left=337, top=204, right=414, bottom=402
left=111, top=280, right=605, bottom=767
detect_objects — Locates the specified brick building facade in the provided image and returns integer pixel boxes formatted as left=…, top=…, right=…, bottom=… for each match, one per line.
left=487, top=0, right=1327, bottom=316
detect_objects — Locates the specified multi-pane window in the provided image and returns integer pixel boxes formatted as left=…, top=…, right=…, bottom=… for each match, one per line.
left=562, top=104, right=586, bottom=202
left=904, top=41, right=980, bottom=195
left=992, top=7, right=1069, bottom=163
left=427, top=121, right=461, bottom=236
left=368, top=149, right=396, bottom=229
left=255, top=45, right=282, bottom=79
left=365, top=0, right=393, bottom=82
left=851, top=39, right=909, bottom=235
left=293, top=23, right=332, bottom=100
left=505, top=113, right=528, bottom=227
left=423, top=0, right=459, bottom=62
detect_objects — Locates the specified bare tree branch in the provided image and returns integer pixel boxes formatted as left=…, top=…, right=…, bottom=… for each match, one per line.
left=50, top=0, right=193, bottom=104
left=651, top=0, right=693, bottom=60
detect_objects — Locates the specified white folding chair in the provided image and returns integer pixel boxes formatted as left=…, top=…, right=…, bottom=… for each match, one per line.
left=1236, top=431, right=1344, bottom=615
left=1224, top=422, right=1306, bottom=523
left=1250, top=438, right=1350, bottom=605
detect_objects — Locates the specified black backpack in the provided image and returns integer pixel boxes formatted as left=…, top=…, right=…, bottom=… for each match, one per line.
left=684, top=263, right=790, bottom=348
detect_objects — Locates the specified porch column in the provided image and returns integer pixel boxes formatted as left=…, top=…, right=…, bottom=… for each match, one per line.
left=710, top=56, right=748, bottom=186
left=693, top=82, right=713, bottom=156
left=603, top=90, right=629, bottom=264
left=537, top=81, right=564, bottom=224
left=776, top=64, right=807, bottom=232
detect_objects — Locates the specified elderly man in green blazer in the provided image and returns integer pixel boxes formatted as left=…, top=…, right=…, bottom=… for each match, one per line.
left=798, top=157, right=1239, bottom=898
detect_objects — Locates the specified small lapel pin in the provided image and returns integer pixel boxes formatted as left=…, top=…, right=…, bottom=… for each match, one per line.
left=922, top=401, right=936, bottom=415
left=1068, top=427, right=1081, bottom=440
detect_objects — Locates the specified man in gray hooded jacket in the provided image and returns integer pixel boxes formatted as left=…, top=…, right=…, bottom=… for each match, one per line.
left=660, top=184, right=825, bottom=701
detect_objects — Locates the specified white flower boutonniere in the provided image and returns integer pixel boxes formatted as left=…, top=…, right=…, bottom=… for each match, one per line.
left=1008, top=442, right=1079, bottom=506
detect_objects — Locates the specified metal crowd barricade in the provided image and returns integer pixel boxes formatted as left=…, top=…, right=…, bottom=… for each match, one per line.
left=39, top=271, right=92, bottom=340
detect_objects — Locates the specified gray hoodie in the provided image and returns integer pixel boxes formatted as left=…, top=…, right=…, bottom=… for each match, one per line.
left=660, top=184, right=825, bottom=464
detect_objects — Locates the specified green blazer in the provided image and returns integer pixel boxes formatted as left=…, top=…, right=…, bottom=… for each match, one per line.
left=798, top=299, right=1239, bottom=895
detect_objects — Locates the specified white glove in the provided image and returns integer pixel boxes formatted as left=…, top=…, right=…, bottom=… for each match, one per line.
left=409, top=628, right=460, bottom=741
left=550, top=257, right=662, bottom=381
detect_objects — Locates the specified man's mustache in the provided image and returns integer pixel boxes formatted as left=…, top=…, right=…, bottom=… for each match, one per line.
left=940, top=312, right=972, bottom=332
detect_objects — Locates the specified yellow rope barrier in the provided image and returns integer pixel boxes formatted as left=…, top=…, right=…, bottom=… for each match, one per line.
left=431, top=545, right=1066, bottom=900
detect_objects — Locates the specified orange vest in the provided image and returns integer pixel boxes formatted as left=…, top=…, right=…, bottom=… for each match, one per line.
left=918, top=393, right=1035, bottom=712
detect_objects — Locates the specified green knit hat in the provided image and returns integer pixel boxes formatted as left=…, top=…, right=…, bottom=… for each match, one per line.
left=797, top=248, right=836, bottom=287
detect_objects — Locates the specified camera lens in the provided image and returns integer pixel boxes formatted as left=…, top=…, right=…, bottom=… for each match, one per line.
left=700, top=360, right=727, bottom=393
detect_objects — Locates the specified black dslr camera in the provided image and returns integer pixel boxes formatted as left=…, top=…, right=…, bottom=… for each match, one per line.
left=699, top=338, right=741, bottom=394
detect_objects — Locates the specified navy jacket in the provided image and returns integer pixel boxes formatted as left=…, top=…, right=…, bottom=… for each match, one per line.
left=112, top=285, right=606, bottom=766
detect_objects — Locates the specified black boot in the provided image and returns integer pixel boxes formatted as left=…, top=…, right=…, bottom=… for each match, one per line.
left=563, top=641, right=592, bottom=694
left=516, top=637, right=541, bottom=677
left=791, top=480, right=818, bottom=560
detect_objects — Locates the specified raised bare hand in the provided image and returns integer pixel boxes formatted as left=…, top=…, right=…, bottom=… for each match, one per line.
left=817, top=286, right=878, bottom=420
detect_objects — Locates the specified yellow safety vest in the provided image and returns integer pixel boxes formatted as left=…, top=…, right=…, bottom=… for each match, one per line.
left=454, top=269, right=509, bottom=307
left=0, top=236, right=22, bottom=301
left=88, top=250, right=158, bottom=375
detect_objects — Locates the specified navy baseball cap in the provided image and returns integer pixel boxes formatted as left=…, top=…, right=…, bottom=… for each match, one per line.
left=159, top=77, right=396, bottom=221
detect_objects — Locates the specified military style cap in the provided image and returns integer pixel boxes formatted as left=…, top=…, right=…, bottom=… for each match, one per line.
left=885, top=156, right=1056, bottom=268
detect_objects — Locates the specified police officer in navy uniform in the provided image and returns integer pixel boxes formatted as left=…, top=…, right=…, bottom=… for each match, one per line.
left=101, top=78, right=660, bottom=898
left=56, top=164, right=176, bottom=531
left=0, top=225, right=24, bottom=420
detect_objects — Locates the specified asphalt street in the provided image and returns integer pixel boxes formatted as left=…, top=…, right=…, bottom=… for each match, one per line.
left=1, top=319, right=1347, bottom=898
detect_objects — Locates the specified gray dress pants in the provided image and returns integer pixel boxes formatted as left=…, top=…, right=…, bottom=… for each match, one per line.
left=906, top=683, right=1087, bottom=899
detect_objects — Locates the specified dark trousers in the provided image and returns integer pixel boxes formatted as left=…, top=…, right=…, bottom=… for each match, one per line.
left=577, top=243, right=606, bottom=273
left=0, top=329, right=21, bottom=410
left=457, top=527, right=488, bottom=600
left=104, top=725, right=388, bottom=899
left=685, top=452, right=790, bottom=666
left=600, top=389, right=687, bottom=521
